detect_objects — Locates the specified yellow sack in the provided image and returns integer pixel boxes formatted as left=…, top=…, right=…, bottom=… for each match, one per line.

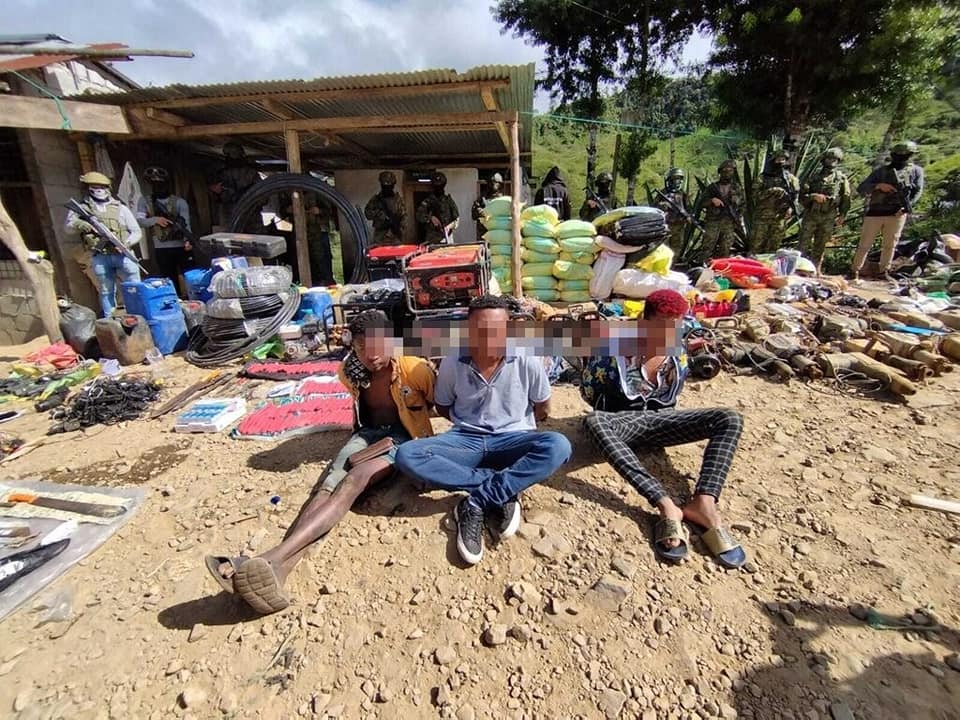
left=521, top=262, right=555, bottom=277
left=491, top=255, right=511, bottom=269
left=521, top=249, right=558, bottom=264
left=623, top=300, right=645, bottom=318
left=484, top=230, right=513, bottom=245
left=558, top=251, right=596, bottom=264
left=633, top=244, right=674, bottom=276
left=520, top=204, right=560, bottom=225
left=552, top=260, right=594, bottom=281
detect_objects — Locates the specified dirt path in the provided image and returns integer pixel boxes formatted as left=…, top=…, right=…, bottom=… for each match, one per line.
left=0, top=348, right=959, bottom=720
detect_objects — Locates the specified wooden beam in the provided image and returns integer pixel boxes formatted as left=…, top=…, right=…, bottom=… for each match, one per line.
left=285, top=129, right=312, bottom=287
left=145, top=106, right=188, bottom=126
left=480, top=84, right=510, bottom=151
left=261, top=98, right=297, bottom=120
left=0, top=95, right=129, bottom=133
left=128, top=79, right=511, bottom=111
left=326, top=134, right=378, bottom=165
left=509, top=119, right=522, bottom=299
left=0, top=44, right=193, bottom=58
left=76, top=140, right=95, bottom=173
left=123, top=110, right=518, bottom=140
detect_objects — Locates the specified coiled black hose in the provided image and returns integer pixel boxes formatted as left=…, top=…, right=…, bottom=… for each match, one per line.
left=186, top=286, right=301, bottom=368
left=228, top=173, right=369, bottom=284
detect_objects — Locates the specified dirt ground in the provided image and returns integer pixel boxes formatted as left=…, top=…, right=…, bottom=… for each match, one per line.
left=0, top=323, right=959, bottom=720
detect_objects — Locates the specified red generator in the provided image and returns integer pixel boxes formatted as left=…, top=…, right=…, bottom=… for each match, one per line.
left=403, top=244, right=489, bottom=315
left=366, top=244, right=420, bottom=281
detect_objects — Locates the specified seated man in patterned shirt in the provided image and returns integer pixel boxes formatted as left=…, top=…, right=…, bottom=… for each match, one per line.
left=581, top=290, right=747, bottom=568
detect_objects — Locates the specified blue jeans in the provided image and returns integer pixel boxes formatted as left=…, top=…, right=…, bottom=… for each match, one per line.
left=395, top=428, right=572, bottom=511
left=92, top=253, right=140, bottom=317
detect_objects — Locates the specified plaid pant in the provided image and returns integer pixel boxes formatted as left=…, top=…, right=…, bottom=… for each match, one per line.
left=584, top=408, right=743, bottom=506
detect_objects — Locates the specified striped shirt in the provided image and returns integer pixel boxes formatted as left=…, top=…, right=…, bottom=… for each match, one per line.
left=581, top=355, right=686, bottom=412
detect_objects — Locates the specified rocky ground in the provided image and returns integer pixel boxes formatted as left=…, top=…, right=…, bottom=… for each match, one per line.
left=0, top=328, right=959, bottom=720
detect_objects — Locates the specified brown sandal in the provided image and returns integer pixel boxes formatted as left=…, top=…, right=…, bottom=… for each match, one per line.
left=233, top=557, right=291, bottom=615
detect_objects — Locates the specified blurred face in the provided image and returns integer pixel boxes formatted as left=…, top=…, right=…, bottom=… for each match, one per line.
left=719, top=168, right=734, bottom=182
left=469, top=308, right=508, bottom=357
left=597, top=178, right=611, bottom=193
left=823, top=157, right=839, bottom=169
left=891, top=153, right=911, bottom=169
left=644, top=312, right=682, bottom=357
left=352, top=329, right=392, bottom=372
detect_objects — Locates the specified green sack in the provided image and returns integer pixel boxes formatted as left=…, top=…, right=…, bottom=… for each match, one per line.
left=558, top=279, right=590, bottom=291
left=560, top=290, right=593, bottom=303
left=491, top=254, right=511, bottom=269
left=484, top=196, right=513, bottom=217
left=488, top=243, right=514, bottom=257
left=482, top=214, right=512, bottom=231
left=521, top=276, right=559, bottom=291
left=527, top=288, right=560, bottom=302
left=558, top=251, right=596, bottom=264
left=520, top=203, right=560, bottom=225
left=521, top=262, right=555, bottom=277
left=492, top=267, right=513, bottom=284
left=558, top=236, right=597, bottom=254
left=484, top=229, right=513, bottom=245
left=521, top=220, right=557, bottom=239
left=553, top=260, right=594, bottom=280
left=521, top=249, right=558, bottom=264
left=557, top=219, right=597, bottom=239
left=522, top=236, right=560, bottom=254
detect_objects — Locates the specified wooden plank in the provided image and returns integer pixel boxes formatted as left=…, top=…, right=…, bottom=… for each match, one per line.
left=509, top=119, right=523, bottom=299
left=129, top=79, right=511, bottom=111
left=125, top=110, right=518, bottom=140
left=76, top=140, right=95, bottom=173
left=145, top=106, right=188, bottom=126
left=0, top=95, right=129, bottom=133
left=480, top=85, right=510, bottom=151
left=261, top=98, right=297, bottom=120
left=285, top=129, right=312, bottom=287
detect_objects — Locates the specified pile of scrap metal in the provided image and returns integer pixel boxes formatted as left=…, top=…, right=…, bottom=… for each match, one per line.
left=699, top=298, right=960, bottom=397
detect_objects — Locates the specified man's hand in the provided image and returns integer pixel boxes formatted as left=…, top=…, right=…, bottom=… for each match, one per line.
left=430, top=216, right=441, bottom=228
left=209, top=182, right=224, bottom=195
left=587, top=199, right=598, bottom=209
left=770, top=187, right=787, bottom=198
left=184, top=241, right=193, bottom=252
left=74, top=220, right=94, bottom=234
left=533, top=399, right=550, bottom=422
left=812, top=193, right=828, bottom=204
left=710, top=198, right=724, bottom=208
left=308, top=206, right=320, bottom=216
left=836, top=216, right=845, bottom=227
left=436, top=404, right=452, bottom=421
left=875, top=182, right=897, bottom=194
left=155, top=217, right=171, bottom=228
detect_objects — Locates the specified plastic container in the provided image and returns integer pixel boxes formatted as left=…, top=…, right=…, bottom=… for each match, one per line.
left=121, top=277, right=179, bottom=320
left=212, top=256, right=249, bottom=272
left=180, top=300, right=205, bottom=331
left=296, top=289, right=334, bottom=326
left=184, top=268, right=217, bottom=302
left=175, top=398, right=247, bottom=433
left=95, top=315, right=155, bottom=365
left=147, top=310, right=189, bottom=355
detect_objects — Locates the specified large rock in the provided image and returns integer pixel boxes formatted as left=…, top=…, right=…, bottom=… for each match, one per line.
left=507, top=581, right=542, bottom=608
left=532, top=532, right=572, bottom=561
left=599, top=688, right=627, bottom=719
left=588, top=574, right=632, bottom=612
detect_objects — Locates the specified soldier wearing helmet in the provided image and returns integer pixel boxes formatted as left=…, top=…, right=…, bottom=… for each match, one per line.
left=136, top=166, right=194, bottom=287
left=364, top=170, right=407, bottom=246
left=416, top=171, right=460, bottom=244
left=750, top=149, right=801, bottom=254
left=579, top=171, right=620, bottom=223
left=852, top=140, right=924, bottom=282
left=797, top=148, right=851, bottom=272
left=471, top=171, right=506, bottom=232
left=210, top=141, right=260, bottom=227
left=656, top=168, right=692, bottom=252
left=695, top=160, right=744, bottom=261
left=65, top=171, right=142, bottom=316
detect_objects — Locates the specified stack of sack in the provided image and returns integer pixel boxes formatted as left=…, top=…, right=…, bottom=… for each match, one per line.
left=553, top=219, right=597, bottom=302
left=482, top=196, right=516, bottom=290
left=520, top=205, right=562, bottom=302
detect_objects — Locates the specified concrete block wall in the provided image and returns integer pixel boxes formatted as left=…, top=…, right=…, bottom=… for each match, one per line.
left=0, top=264, right=44, bottom=345
left=43, top=61, right=125, bottom=96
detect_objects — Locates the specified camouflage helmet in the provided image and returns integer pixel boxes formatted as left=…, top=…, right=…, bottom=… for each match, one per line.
left=378, top=171, right=397, bottom=186
left=596, top=171, right=613, bottom=184
left=718, top=159, right=737, bottom=174
left=79, top=171, right=111, bottom=186
left=822, top=147, right=844, bottom=162
left=144, top=166, right=169, bottom=183
left=772, top=149, right=789, bottom=161
left=666, top=167, right=685, bottom=180
left=891, top=140, right=918, bottom=156
left=431, top=171, right=447, bottom=188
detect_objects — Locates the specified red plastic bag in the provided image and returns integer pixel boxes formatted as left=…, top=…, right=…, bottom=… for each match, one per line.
left=24, top=342, right=79, bottom=370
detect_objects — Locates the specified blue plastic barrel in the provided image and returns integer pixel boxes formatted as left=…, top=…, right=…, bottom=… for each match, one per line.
left=296, top=289, right=334, bottom=326
left=147, top=310, right=188, bottom=355
left=121, top=277, right=179, bottom=320
left=184, top=268, right=216, bottom=302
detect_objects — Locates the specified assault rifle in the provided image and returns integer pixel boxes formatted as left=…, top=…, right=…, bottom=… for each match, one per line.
left=653, top=188, right=705, bottom=232
left=584, top=185, right=610, bottom=216
left=155, top=203, right=194, bottom=245
left=66, top=199, right=147, bottom=273
left=782, top=169, right=803, bottom=220
left=892, top=168, right=914, bottom=216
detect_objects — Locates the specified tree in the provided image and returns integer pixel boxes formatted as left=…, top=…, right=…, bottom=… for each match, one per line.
left=616, top=130, right=658, bottom=204
left=704, top=1, right=959, bottom=141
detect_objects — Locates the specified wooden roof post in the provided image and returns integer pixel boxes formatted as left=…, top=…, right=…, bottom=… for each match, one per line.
left=284, top=129, right=312, bottom=287
left=508, top=119, right=523, bottom=299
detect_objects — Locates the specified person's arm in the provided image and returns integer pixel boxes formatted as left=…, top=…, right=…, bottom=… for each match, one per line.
left=856, top=167, right=882, bottom=196
left=910, top=166, right=924, bottom=206
left=415, top=199, right=432, bottom=224
left=119, top=205, right=142, bottom=248
left=446, top=197, right=460, bottom=232
left=433, top=355, right=457, bottom=421
left=364, top=195, right=382, bottom=223
left=409, top=358, right=436, bottom=410
left=838, top=176, right=852, bottom=220
left=177, top=198, right=192, bottom=232
left=135, top=196, right=158, bottom=228
left=65, top=208, right=90, bottom=235
left=527, top=357, right=552, bottom=422
left=534, top=188, right=545, bottom=205
left=396, top=196, right=407, bottom=233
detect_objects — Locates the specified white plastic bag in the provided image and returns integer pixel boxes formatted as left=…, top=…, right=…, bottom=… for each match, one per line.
left=613, top=269, right=691, bottom=299
left=589, top=249, right=626, bottom=300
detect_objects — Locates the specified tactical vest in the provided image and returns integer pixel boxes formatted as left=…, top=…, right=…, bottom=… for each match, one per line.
left=148, top=195, right=185, bottom=247
left=84, top=199, right=127, bottom=251
left=805, top=169, right=846, bottom=215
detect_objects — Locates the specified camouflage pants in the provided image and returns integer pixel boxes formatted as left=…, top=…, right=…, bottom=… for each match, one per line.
left=750, top=215, right=786, bottom=254
left=797, top=214, right=836, bottom=268
left=666, top=223, right=686, bottom=253
left=701, top=219, right=736, bottom=262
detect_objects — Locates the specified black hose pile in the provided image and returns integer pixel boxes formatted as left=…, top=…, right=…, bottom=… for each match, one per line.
left=186, top=266, right=301, bottom=367
left=48, top=378, right=162, bottom=434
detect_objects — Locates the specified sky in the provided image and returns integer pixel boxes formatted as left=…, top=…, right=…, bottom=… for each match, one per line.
left=5, top=0, right=712, bottom=109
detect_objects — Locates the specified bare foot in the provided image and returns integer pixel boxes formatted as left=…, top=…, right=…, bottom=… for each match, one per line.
left=681, top=494, right=723, bottom=530
left=656, top=498, right=685, bottom=550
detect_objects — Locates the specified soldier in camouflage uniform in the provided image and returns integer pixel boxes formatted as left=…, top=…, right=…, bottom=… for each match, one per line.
left=579, top=171, right=621, bottom=223
left=750, top=150, right=800, bottom=254
left=416, top=172, right=459, bottom=244
left=656, top=167, right=691, bottom=253
left=472, top=172, right=504, bottom=238
left=696, top=160, right=743, bottom=261
left=209, top=141, right=260, bottom=228
left=797, top=148, right=851, bottom=272
left=364, top=171, right=407, bottom=247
